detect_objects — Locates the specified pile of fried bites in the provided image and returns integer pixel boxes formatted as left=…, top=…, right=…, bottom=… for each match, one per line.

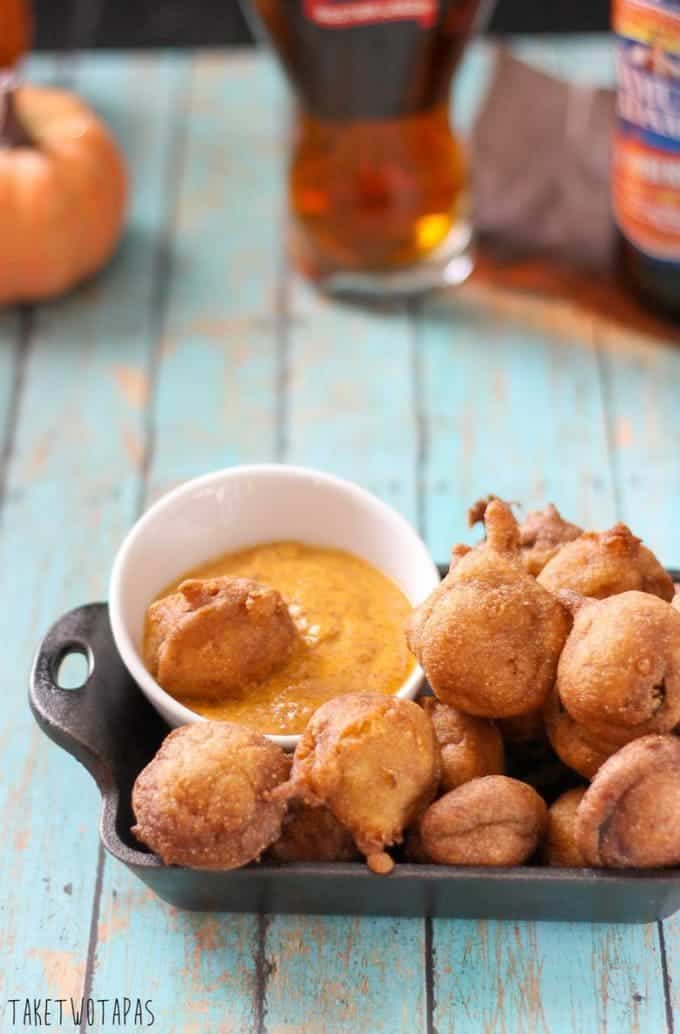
left=132, top=498, right=680, bottom=874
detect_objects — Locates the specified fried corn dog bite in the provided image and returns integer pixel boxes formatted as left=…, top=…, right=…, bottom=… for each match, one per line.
left=421, top=697, right=504, bottom=792
left=144, top=575, right=298, bottom=700
left=576, top=735, right=680, bottom=868
left=499, top=709, right=549, bottom=759
left=543, top=689, right=621, bottom=780
left=131, top=722, right=290, bottom=869
left=468, top=497, right=582, bottom=575
left=499, top=709, right=545, bottom=747
left=274, top=693, right=440, bottom=874
left=418, top=776, right=547, bottom=866
left=267, top=801, right=359, bottom=863
left=518, top=503, right=583, bottom=576
left=407, top=499, right=571, bottom=717
left=403, top=824, right=431, bottom=863
left=556, top=591, right=680, bottom=739
left=538, top=523, right=674, bottom=601
left=544, top=787, right=587, bottom=866
left=265, top=754, right=358, bottom=863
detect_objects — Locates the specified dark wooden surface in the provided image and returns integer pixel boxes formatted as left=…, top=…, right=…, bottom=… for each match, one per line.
left=34, top=0, right=611, bottom=50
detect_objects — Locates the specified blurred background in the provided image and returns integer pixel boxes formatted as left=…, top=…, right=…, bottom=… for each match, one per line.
left=35, top=0, right=610, bottom=49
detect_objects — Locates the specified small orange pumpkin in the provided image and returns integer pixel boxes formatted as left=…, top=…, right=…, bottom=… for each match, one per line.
left=0, top=0, right=32, bottom=70
left=0, top=84, right=128, bottom=304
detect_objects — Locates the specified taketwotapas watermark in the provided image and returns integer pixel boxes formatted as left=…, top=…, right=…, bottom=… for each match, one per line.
left=5, top=998, right=155, bottom=1027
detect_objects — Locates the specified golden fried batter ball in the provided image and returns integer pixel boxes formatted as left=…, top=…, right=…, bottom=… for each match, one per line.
left=538, top=523, right=674, bottom=601
left=275, top=693, right=440, bottom=873
left=403, top=824, right=431, bottom=863
left=466, top=494, right=500, bottom=529
left=543, top=689, right=620, bottom=780
left=518, top=755, right=578, bottom=803
left=468, top=497, right=582, bottom=576
left=267, top=801, right=358, bottom=863
left=499, top=709, right=549, bottom=758
left=131, top=722, right=289, bottom=869
left=518, top=503, right=583, bottom=576
left=544, top=787, right=587, bottom=866
left=144, top=576, right=298, bottom=700
left=448, top=542, right=473, bottom=570
left=556, top=591, right=680, bottom=740
left=418, top=776, right=547, bottom=866
left=498, top=710, right=574, bottom=801
left=407, top=499, right=571, bottom=717
left=576, top=735, right=680, bottom=868
left=421, top=697, right=504, bottom=792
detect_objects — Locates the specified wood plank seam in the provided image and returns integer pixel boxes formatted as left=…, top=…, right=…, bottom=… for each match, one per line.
left=274, top=242, right=291, bottom=463
left=424, top=915, right=436, bottom=1034
left=594, top=331, right=624, bottom=520
left=255, top=912, right=273, bottom=1034
left=594, top=321, right=674, bottom=1034
left=257, top=173, right=293, bottom=1034
left=0, top=308, right=31, bottom=516
left=134, top=60, right=193, bottom=518
left=657, top=920, right=675, bottom=1034
left=78, top=844, right=105, bottom=1034
left=77, top=54, right=193, bottom=1003
left=413, top=297, right=436, bottom=1034
left=410, top=299, right=428, bottom=544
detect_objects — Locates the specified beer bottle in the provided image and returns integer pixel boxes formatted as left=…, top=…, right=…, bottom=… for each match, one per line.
left=613, top=0, right=680, bottom=315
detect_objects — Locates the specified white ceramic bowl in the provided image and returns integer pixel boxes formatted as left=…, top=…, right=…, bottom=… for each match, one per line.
left=109, top=464, right=440, bottom=749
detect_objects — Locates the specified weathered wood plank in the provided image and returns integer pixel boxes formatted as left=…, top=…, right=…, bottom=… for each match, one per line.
left=596, top=327, right=680, bottom=565
left=417, top=295, right=616, bottom=561
left=431, top=919, right=667, bottom=1034
left=88, top=52, right=285, bottom=1032
left=424, top=34, right=619, bottom=558
left=0, top=52, right=181, bottom=1009
left=146, top=51, right=287, bottom=504
left=284, top=279, right=418, bottom=520
left=265, top=915, right=426, bottom=1034
left=596, top=326, right=680, bottom=1017
left=94, top=893, right=259, bottom=1034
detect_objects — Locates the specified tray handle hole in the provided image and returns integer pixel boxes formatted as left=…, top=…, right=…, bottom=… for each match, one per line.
left=54, top=644, right=92, bottom=690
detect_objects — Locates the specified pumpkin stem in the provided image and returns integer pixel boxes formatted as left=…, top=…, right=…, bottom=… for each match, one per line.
left=0, top=77, right=33, bottom=149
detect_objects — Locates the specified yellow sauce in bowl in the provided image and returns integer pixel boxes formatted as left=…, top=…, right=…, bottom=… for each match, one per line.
left=145, top=540, right=415, bottom=735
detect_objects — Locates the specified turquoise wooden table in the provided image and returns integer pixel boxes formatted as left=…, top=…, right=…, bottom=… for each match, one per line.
left=3, top=34, right=679, bottom=1034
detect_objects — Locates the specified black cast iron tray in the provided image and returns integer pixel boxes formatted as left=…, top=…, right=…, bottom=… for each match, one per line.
left=29, top=568, right=680, bottom=922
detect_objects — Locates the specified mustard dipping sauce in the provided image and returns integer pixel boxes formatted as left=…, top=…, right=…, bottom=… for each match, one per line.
left=147, top=540, right=416, bottom=735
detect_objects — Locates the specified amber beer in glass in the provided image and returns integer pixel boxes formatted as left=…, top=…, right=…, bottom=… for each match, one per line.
left=248, top=0, right=484, bottom=293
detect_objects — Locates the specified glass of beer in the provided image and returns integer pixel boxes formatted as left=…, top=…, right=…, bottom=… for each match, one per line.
left=246, top=0, right=487, bottom=295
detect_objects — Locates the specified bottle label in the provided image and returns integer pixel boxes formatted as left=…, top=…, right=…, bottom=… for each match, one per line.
left=304, top=0, right=437, bottom=30
left=613, top=0, right=680, bottom=260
